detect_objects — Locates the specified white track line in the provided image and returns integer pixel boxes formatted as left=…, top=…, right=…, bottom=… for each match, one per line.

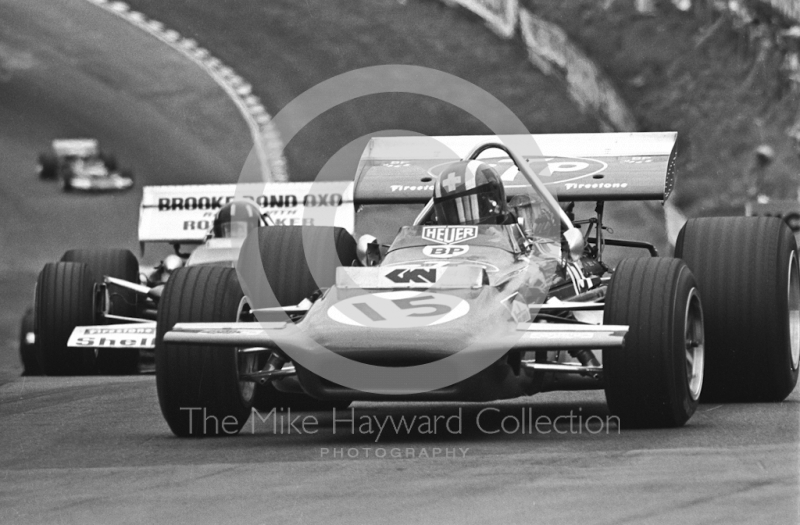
left=83, top=0, right=287, bottom=182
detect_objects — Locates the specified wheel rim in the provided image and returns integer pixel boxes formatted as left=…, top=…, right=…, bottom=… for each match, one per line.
left=788, top=251, right=800, bottom=371
left=684, top=288, right=705, bottom=401
left=235, top=297, right=257, bottom=401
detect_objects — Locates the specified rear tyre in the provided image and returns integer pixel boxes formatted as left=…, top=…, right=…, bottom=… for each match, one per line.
left=675, top=217, right=799, bottom=402
left=603, top=258, right=705, bottom=428
left=61, top=249, right=140, bottom=375
left=35, top=262, right=98, bottom=375
left=251, top=226, right=357, bottom=412
left=19, top=307, right=42, bottom=376
left=156, top=266, right=254, bottom=437
left=37, top=153, right=57, bottom=180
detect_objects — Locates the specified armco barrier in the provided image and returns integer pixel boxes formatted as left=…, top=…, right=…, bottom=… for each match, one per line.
left=439, top=0, right=688, bottom=244
left=444, top=0, right=638, bottom=134
left=443, top=0, right=518, bottom=38
left=519, top=10, right=638, bottom=132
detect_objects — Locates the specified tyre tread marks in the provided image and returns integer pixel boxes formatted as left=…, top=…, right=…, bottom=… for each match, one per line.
left=676, top=217, right=798, bottom=401
left=36, top=262, right=96, bottom=375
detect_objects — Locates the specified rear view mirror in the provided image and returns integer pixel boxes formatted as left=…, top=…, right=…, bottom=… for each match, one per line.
left=357, top=234, right=381, bottom=266
left=563, top=227, right=585, bottom=261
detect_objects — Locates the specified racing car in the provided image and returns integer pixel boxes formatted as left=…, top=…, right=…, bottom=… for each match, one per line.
left=152, top=133, right=799, bottom=436
left=37, top=139, right=134, bottom=191
left=26, top=181, right=351, bottom=377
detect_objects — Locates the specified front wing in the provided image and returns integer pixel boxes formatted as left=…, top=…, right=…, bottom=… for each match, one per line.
left=163, top=321, right=627, bottom=352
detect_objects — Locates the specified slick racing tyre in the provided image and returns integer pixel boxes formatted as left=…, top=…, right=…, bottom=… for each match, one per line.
left=19, top=307, right=42, bottom=376
left=250, top=226, right=356, bottom=412
left=36, top=262, right=98, bottom=375
left=61, top=249, right=140, bottom=375
left=156, top=266, right=254, bottom=437
left=675, top=217, right=799, bottom=402
left=603, top=258, right=705, bottom=428
left=37, top=152, right=57, bottom=180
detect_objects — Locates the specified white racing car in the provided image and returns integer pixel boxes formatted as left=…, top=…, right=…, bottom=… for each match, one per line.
left=24, top=181, right=351, bottom=376
left=37, top=139, right=134, bottom=192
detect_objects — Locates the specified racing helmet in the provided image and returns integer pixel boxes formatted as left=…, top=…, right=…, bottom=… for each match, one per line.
left=433, top=160, right=509, bottom=225
left=212, top=200, right=262, bottom=238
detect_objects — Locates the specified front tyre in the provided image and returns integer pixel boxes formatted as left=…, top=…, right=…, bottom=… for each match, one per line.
left=603, top=258, right=705, bottom=428
left=156, top=266, right=254, bottom=437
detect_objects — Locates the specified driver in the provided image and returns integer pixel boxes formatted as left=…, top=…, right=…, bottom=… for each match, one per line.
left=212, top=199, right=263, bottom=238
left=433, top=160, right=512, bottom=225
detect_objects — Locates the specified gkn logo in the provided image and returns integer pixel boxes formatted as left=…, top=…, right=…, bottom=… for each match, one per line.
left=421, top=226, right=478, bottom=245
left=384, top=268, right=438, bottom=284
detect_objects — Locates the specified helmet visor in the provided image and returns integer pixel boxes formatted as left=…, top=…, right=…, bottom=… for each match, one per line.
left=435, top=187, right=504, bottom=225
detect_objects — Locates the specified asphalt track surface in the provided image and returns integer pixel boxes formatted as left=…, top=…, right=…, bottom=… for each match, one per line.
left=0, top=1, right=797, bottom=524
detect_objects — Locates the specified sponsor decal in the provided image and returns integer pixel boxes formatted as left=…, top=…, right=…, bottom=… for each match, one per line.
left=421, top=226, right=478, bottom=245
left=564, top=182, right=628, bottom=191
left=84, top=327, right=154, bottom=335
left=157, top=193, right=343, bottom=211
left=69, top=324, right=157, bottom=348
left=72, top=336, right=155, bottom=347
left=384, top=268, right=438, bottom=284
left=422, top=245, right=470, bottom=258
left=493, top=157, right=609, bottom=184
left=390, top=185, right=435, bottom=192
left=386, top=259, right=501, bottom=273
left=182, top=217, right=315, bottom=230
left=328, top=291, right=470, bottom=328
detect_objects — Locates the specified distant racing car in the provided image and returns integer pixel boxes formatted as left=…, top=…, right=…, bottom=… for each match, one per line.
left=37, top=139, right=134, bottom=191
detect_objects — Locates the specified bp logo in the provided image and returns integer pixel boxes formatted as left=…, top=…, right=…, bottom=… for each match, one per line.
left=421, top=226, right=478, bottom=245
left=493, top=156, right=609, bottom=186
left=422, top=245, right=470, bottom=258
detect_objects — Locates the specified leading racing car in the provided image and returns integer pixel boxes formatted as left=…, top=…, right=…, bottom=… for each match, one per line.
left=153, top=133, right=799, bottom=436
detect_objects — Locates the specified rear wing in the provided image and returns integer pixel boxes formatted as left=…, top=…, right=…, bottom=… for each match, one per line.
left=138, top=182, right=354, bottom=244
left=353, top=133, right=678, bottom=203
left=52, top=139, right=99, bottom=157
